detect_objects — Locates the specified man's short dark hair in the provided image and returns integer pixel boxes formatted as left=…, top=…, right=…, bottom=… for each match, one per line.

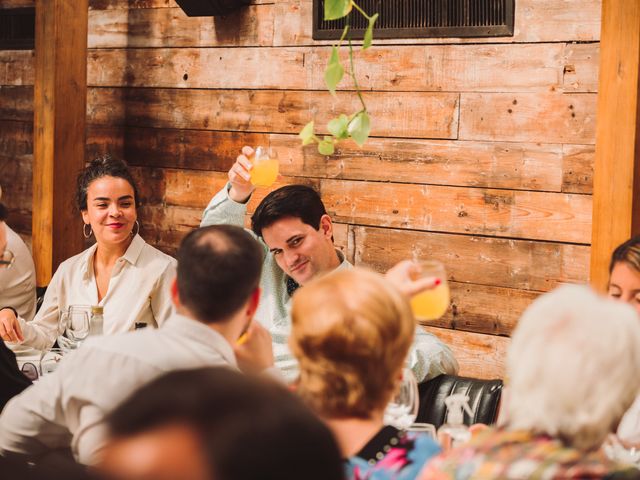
left=0, top=203, right=7, bottom=222
left=177, top=225, right=263, bottom=323
left=251, top=185, right=327, bottom=238
left=107, top=367, right=345, bottom=480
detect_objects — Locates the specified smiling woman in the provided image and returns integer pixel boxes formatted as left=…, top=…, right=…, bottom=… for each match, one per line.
left=0, top=156, right=177, bottom=351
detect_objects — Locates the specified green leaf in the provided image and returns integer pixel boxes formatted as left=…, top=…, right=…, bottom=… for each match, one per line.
left=299, top=121, right=316, bottom=146
left=324, top=0, right=352, bottom=20
left=348, top=111, right=371, bottom=146
left=324, top=46, right=344, bottom=96
left=363, top=13, right=378, bottom=50
left=327, top=114, right=349, bottom=140
left=318, top=137, right=336, bottom=155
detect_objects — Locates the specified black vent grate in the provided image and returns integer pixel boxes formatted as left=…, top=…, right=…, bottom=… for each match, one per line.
left=313, top=0, right=514, bottom=40
left=0, top=8, right=35, bottom=50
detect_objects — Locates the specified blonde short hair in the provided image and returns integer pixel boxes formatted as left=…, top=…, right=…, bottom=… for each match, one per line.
left=506, top=284, right=640, bottom=450
left=290, top=268, right=416, bottom=418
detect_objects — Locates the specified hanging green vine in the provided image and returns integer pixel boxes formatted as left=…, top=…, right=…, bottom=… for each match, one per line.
left=299, top=0, right=378, bottom=155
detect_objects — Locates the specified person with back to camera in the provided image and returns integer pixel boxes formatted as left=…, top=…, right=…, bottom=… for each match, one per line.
left=201, top=146, right=458, bottom=382
left=0, top=225, right=274, bottom=464
left=0, top=156, right=176, bottom=350
left=289, top=268, right=441, bottom=479
left=420, top=285, right=640, bottom=479
left=606, top=236, right=640, bottom=447
left=98, top=367, right=345, bottom=480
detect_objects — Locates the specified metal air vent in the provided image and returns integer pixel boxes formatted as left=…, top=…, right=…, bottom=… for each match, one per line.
left=0, top=8, right=35, bottom=50
left=313, top=0, right=515, bottom=40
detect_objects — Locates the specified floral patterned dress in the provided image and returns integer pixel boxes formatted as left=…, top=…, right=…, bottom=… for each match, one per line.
left=344, top=425, right=441, bottom=480
left=420, top=428, right=640, bottom=480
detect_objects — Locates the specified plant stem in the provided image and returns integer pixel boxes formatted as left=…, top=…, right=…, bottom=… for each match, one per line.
left=351, top=1, right=369, bottom=19
left=348, top=38, right=367, bottom=111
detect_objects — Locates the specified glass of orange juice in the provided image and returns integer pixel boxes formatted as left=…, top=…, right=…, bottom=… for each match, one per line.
left=250, top=146, right=279, bottom=187
left=410, top=260, right=450, bottom=321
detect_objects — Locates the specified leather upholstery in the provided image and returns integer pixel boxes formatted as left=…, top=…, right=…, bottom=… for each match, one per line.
left=416, top=374, right=503, bottom=429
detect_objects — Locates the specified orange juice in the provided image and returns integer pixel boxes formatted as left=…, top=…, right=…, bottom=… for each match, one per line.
left=411, top=283, right=450, bottom=321
left=250, top=157, right=279, bottom=187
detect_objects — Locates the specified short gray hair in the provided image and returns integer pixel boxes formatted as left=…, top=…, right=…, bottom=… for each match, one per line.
left=505, top=284, right=640, bottom=450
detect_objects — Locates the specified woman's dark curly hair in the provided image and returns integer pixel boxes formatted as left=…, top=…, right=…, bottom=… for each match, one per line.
left=75, top=155, right=140, bottom=211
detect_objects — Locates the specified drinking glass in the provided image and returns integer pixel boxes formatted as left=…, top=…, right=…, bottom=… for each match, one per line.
left=383, top=367, right=419, bottom=430
left=40, top=348, right=64, bottom=376
left=410, top=260, right=450, bottom=321
left=249, top=146, right=279, bottom=188
left=57, top=306, right=90, bottom=352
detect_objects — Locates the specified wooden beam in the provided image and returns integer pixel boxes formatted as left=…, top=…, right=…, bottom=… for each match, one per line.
left=32, top=0, right=88, bottom=286
left=590, top=0, right=640, bottom=291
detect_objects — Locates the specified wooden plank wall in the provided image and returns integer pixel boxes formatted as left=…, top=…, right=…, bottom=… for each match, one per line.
left=0, top=0, right=600, bottom=379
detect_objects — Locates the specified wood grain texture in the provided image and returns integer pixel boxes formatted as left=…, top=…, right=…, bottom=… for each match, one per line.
left=459, top=92, right=597, bottom=144
left=321, top=180, right=592, bottom=244
left=88, top=5, right=274, bottom=48
left=83, top=126, right=592, bottom=193
left=274, top=0, right=601, bottom=46
left=590, top=0, right=640, bottom=291
left=0, top=86, right=33, bottom=122
left=352, top=226, right=589, bottom=291
left=84, top=43, right=597, bottom=94
left=86, top=87, right=460, bottom=139
left=0, top=50, right=34, bottom=86
left=32, top=0, right=88, bottom=284
left=425, top=326, right=509, bottom=379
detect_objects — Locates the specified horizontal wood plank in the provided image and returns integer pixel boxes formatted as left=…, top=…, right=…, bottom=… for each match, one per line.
left=320, top=179, right=592, bottom=244
left=352, top=226, right=589, bottom=291
left=0, top=86, right=33, bottom=122
left=86, top=87, right=460, bottom=139
left=0, top=50, right=34, bottom=86
left=425, top=326, right=509, bottom=379
left=563, top=43, right=600, bottom=93
left=84, top=43, right=597, bottom=94
left=0, top=120, right=33, bottom=156
left=0, top=154, right=32, bottom=217
left=88, top=5, right=274, bottom=48
left=274, top=0, right=601, bottom=46
left=459, top=92, right=597, bottom=144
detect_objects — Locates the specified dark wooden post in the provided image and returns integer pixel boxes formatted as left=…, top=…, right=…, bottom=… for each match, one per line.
left=32, top=0, right=88, bottom=286
left=590, top=0, right=640, bottom=291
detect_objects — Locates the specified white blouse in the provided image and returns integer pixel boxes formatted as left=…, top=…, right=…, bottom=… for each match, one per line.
left=0, top=224, right=36, bottom=321
left=16, top=234, right=176, bottom=351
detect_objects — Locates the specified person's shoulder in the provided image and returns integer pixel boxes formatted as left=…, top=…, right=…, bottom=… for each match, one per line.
left=139, top=239, right=177, bottom=267
left=53, top=245, right=95, bottom=276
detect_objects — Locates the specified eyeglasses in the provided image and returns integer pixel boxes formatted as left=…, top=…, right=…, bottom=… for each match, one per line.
left=0, top=249, right=15, bottom=269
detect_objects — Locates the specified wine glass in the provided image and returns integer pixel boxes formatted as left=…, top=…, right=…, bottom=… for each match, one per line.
left=410, top=260, right=450, bottom=321
left=249, top=146, right=279, bottom=188
left=383, top=367, right=419, bottom=430
left=57, top=306, right=90, bottom=352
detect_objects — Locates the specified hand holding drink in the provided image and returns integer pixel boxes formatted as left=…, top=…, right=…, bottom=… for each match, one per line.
left=409, top=260, right=450, bottom=321
left=227, top=146, right=279, bottom=203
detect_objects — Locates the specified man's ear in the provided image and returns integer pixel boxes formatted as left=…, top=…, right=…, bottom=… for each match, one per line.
left=170, top=277, right=181, bottom=308
left=319, top=214, right=333, bottom=240
left=247, top=287, right=261, bottom=317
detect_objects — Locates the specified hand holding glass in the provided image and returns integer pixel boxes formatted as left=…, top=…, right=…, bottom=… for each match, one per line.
left=249, top=147, right=279, bottom=188
left=410, top=260, right=450, bottom=321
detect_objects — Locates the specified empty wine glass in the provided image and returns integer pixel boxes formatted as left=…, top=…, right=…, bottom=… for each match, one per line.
left=383, top=367, right=419, bottom=430
left=57, top=306, right=90, bottom=352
